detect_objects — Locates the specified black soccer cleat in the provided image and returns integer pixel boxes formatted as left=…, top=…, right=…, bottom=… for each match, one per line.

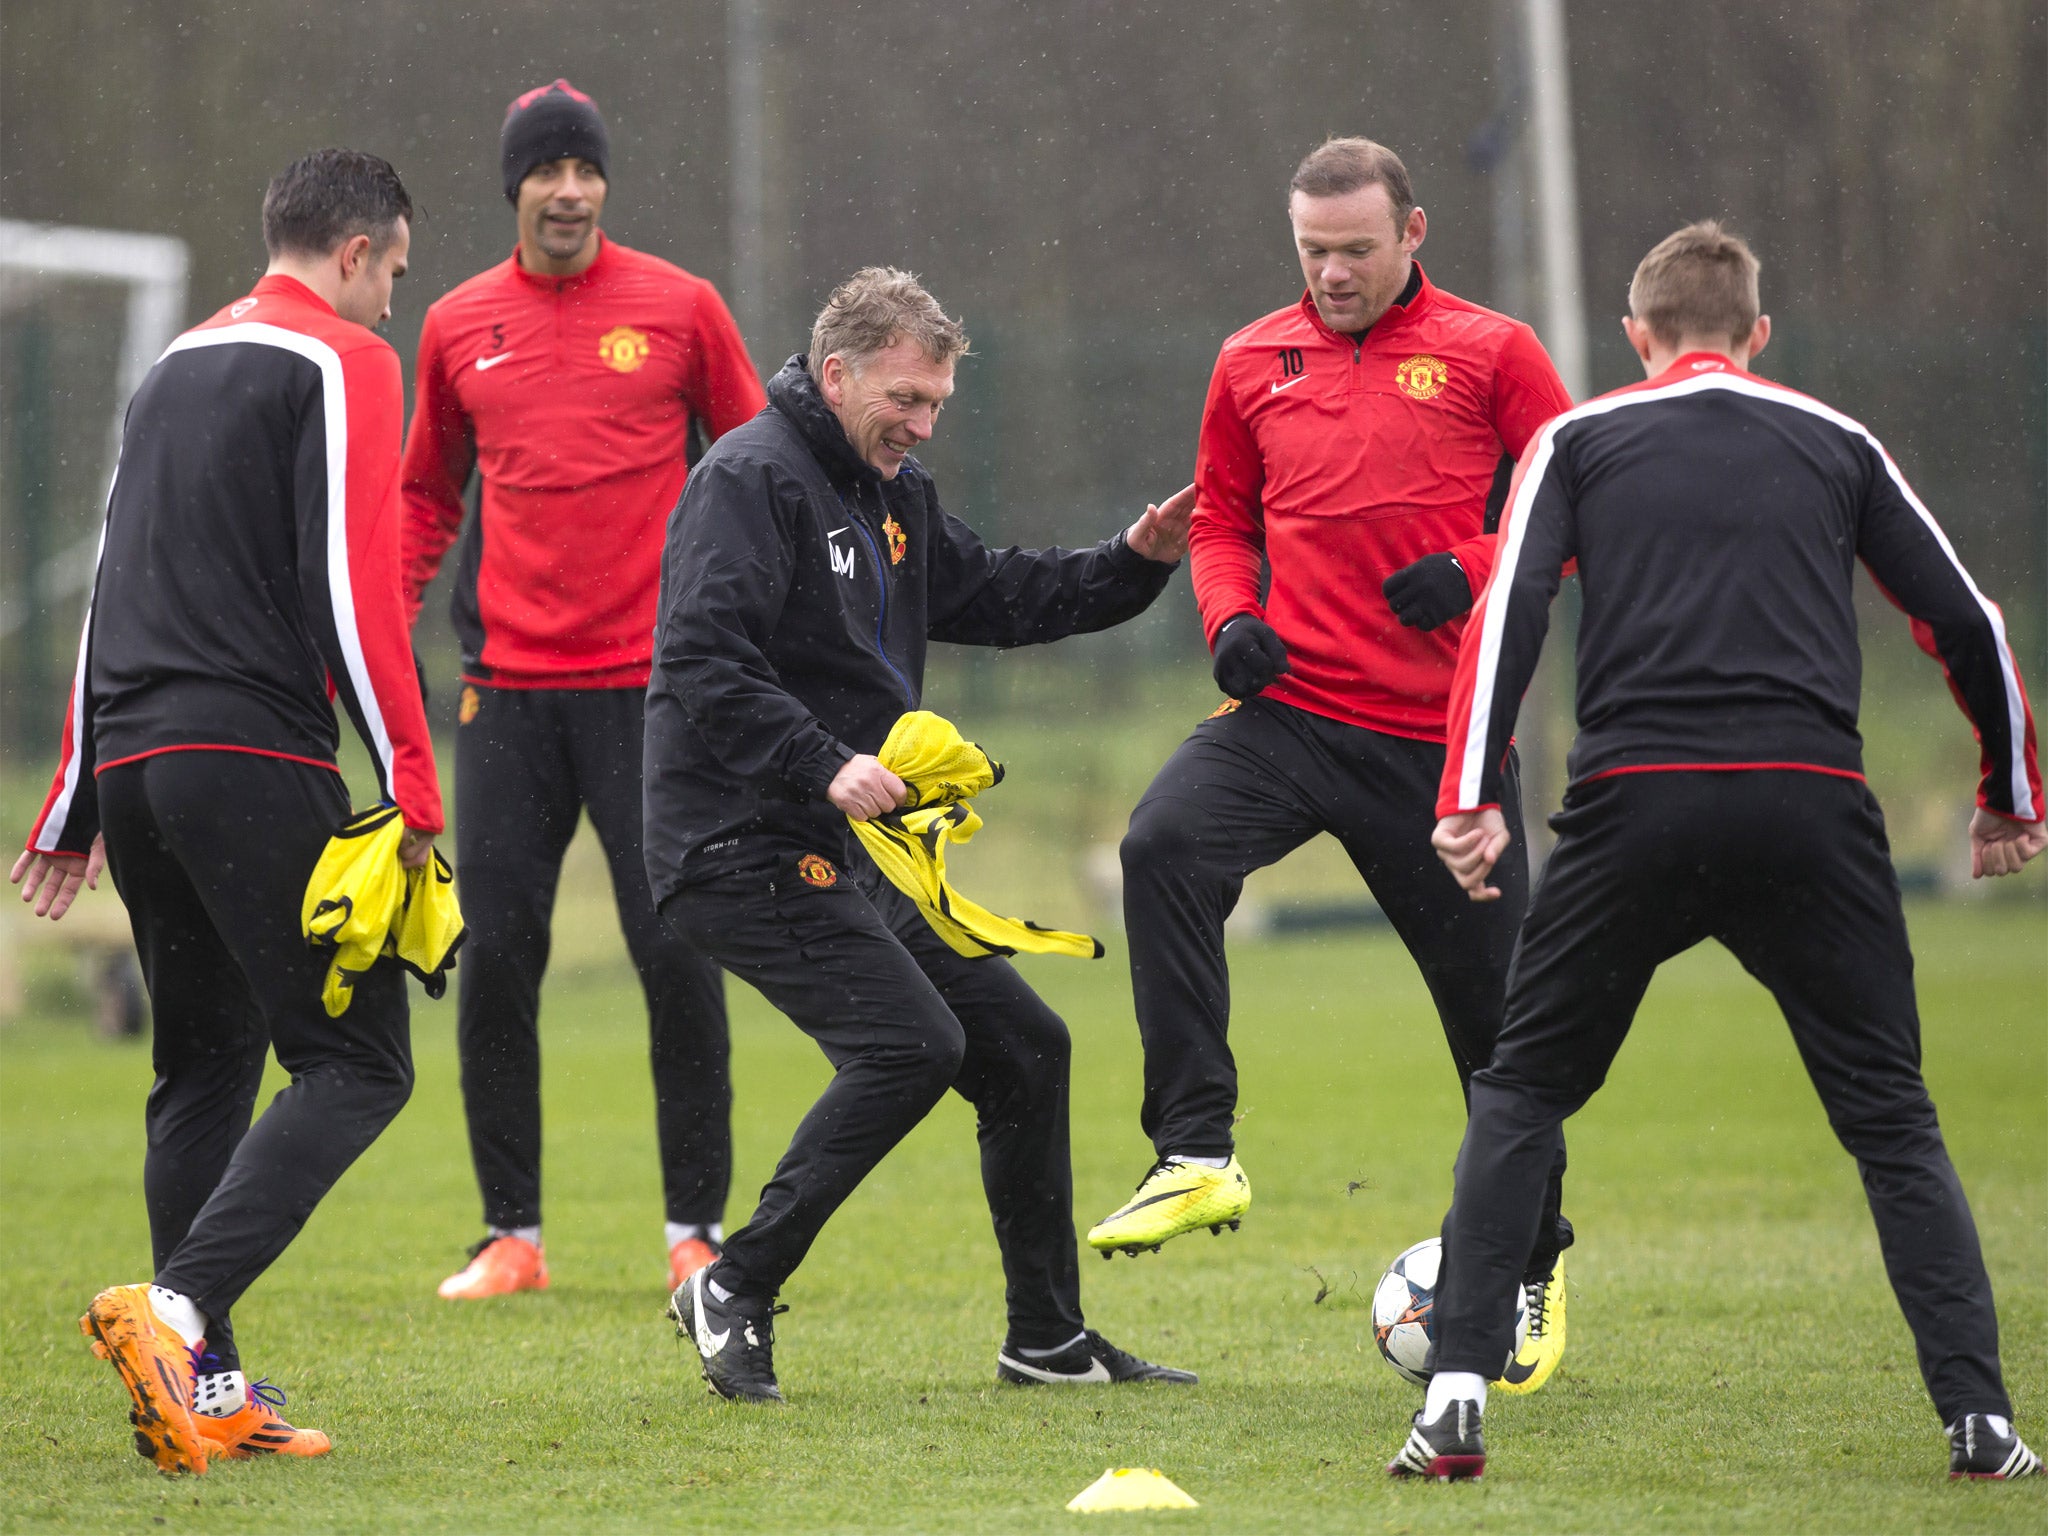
left=669, top=1269, right=787, bottom=1405
left=996, top=1329, right=1198, bottom=1386
left=1387, top=1399, right=1485, bottom=1481
left=1948, top=1413, right=2043, bottom=1480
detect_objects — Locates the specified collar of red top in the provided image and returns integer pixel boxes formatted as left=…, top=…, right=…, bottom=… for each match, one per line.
left=1656, top=350, right=1744, bottom=383
left=509, top=230, right=614, bottom=291
left=246, top=272, right=334, bottom=314
left=1295, top=260, right=1432, bottom=345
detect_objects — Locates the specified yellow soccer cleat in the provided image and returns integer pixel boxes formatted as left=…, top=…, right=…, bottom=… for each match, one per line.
left=1494, top=1252, right=1567, bottom=1395
left=1087, top=1157, right=1251, bottom=1256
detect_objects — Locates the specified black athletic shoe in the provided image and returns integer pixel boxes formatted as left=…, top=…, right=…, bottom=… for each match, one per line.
left=1948, top=1413, right=2043, bottom=1480
left=668, top=1269, right=786, bottom=1404
left=1387, top=1400, right=1486, bottom=1481
left=995, top=1329, right=1198, bottom=1386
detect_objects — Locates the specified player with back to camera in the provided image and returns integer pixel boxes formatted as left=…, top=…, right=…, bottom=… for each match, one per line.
left=12, top=150, right=441, bottom=1474
left=402, top=80, right=766, bottom=1302
left=646, top=267, right=1198, bottom=1403
left=1092, top=136, right=1579, bottom=1395
left=1388, top=221, right=2045, bottom=1483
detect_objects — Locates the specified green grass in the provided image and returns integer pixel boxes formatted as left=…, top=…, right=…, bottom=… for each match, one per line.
left=1, top=898, right=2043, bottom=1531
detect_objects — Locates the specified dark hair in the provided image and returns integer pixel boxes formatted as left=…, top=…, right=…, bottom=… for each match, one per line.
left=1629, top=220, right=1761, bottom=348
left=1289, top=137, right=1415, bottom=228
left=262, top=150, right=413, bottom=259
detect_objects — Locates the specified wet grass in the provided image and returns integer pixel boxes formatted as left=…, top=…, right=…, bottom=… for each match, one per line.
left=1, top=898, right=2043, bottom=1532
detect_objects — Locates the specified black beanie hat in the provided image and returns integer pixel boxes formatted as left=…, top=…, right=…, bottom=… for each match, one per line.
left=500, top=79, right=609, bottom=202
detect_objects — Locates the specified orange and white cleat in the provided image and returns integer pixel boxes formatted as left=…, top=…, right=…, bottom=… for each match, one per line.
left=195, top=1377, right=332, bottom=1459
left=437, top=1234, right=549, bottom=1300
left=667, top=1235, right=723, bottom=1291
left=78, top=1284, right=208, bottom=1476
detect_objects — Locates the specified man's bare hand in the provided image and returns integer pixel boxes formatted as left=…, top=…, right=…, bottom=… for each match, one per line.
left=1432, top=808, right=1512, bottom=902
left=828, top=755, right=908, bottom=821
left=9, top=834, right=106, bottom=921
left=1970, top=807, right=2047, bottom=879
left=1125, top=483, right=1197, bottom=563
left=399, top=827, right=437, bottom=870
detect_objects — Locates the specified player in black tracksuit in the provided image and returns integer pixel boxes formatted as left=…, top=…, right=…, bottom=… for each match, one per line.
left=15, top=152, right=441, bottom=1469
left=645, top=275, right=1197, bottom=1400
left=1387, top=223, right=2044, bottom=1484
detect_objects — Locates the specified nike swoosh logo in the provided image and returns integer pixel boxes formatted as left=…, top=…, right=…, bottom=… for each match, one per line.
left=826, top=526, right=847, bottom=537
left=691, top=1275, right=730, bottom=1359
left=1109, top=1187, right=1194, bottom=1218
left=999, top=1351, right=1113, bottom=1384
left=475, top=352, right=516, bottom=371
left=1270, top=374, right=1308, bottom=394
left=1498, top=1355, right=1537, bottom=1384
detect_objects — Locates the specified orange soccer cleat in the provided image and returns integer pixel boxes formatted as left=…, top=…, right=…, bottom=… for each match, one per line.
left=78, top=1284, right=208, bottom=1476
left=437, top=1234, right=549, bottom=1300
left=667, top=1235, right=723, bottom=1291
left=195, top=1378, right=333, bottom=1459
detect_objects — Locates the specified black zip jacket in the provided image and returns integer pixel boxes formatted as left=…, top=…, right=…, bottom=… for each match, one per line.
left=1440, top=354, right=2040, bottom=821
left=643, top=355, right=1176, bottom=901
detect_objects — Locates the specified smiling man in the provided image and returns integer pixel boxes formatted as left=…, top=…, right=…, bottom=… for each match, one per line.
left=645, top=267, right=1197, bottom=1403
left=1093, top=137, right=1579, bottom=1392
left=401, top=79, right=765, bottom=1304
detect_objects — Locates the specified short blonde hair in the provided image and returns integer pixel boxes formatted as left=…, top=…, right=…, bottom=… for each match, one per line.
left=808, top=267, right=969, bottom=377
left=1628, top=221, right=1761, bottom=348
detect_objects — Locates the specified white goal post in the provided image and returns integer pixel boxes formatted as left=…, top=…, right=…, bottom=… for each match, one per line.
left=0, top=219, right=189, bottom=634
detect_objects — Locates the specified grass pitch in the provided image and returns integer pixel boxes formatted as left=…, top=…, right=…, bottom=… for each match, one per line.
left=1, top=898, right=2042, bottom=1533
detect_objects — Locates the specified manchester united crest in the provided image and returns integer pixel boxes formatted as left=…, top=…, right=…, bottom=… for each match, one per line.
left=797, top=853, right=839, bottom=888
left=459, top=686, right=482, bottom=725
left=1395, top=354, right=1450, bottom=400
left=882, top=513, right=907, bottom=565
left=598, top=325, right=650, bottom=373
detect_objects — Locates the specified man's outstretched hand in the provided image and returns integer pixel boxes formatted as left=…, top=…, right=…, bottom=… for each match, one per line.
left=9, top=834, right=106, bottom=921
left=1211, top=615, right=1291, bottom=700
left=1970, top=807, right=2048, bottom=879
left=1383, top=552, right=1473, bottom=632
left=1432, top=808, right=1512, bottom=902
left=1125, top=483, right=1196, bottom=563
left=828, top=754, right=908, bottom=821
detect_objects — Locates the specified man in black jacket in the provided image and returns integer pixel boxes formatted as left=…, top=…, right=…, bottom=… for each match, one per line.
left=1386, top=223, right=2043, bottom=1484
left=646, top=267, right=1196, bottom=1402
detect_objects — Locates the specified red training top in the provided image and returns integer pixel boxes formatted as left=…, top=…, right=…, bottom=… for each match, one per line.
left=1191, top=263, right=1571, bottom=741
left=401, top=234, right=767, bottom=689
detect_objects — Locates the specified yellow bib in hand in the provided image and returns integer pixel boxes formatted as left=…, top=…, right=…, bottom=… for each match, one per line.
left=849, top=711, right=1103, bottom=961
left=302, top=806, right=466, bottom=1015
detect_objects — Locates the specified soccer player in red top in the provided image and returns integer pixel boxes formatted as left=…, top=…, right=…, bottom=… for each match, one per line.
left=1091, top=137, right=1577, bottom=1390
left=402, top=80, right=766, bottom=1302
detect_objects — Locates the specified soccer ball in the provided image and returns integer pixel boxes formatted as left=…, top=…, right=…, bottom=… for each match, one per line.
left=1371, top=1236, right=1528, bottom=1387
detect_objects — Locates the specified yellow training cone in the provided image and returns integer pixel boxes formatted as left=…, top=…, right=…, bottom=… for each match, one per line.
left=1066, top=1467, right=1199, bottom=1513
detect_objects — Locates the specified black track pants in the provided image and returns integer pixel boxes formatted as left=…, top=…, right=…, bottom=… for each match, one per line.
left=99, top=751, right=414, bottom=1373
left=1121, top=696, right=1568, bottom=1271
left=1432, top=771, right=2013, bottom=1423
left=455, top=685, right=730, bottom=1230
left=663, top=839, right=1085, bottom=1349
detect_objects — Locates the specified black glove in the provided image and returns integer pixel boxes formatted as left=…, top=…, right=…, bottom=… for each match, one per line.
left=1382, top=552, right=1473, bottom=632
left=1211, top=614, right=1291, bottom=699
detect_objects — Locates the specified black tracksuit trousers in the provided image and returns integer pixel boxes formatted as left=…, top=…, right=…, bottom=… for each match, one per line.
left=1433, top=770, right=2014, bottom=1423
left=456, top=685, right=730, bottom=1230
left=1121, top=696, right=1569, bottom=1272
left=663, top=838, right=1085, bottom=1349
left=99, top=752, right=414, bottom=1374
